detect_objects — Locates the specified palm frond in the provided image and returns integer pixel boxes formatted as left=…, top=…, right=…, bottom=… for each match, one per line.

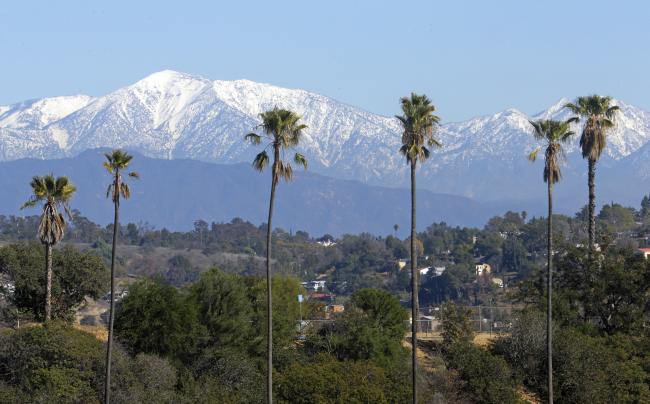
left=245, top=133, right=262, bottom=145
left=252, top=151, right=269, bottom=172
left=293, top=153, right=308, bottom=169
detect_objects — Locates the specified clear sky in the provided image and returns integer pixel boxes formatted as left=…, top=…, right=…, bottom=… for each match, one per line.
left=1, top=0, right=649, bottom=122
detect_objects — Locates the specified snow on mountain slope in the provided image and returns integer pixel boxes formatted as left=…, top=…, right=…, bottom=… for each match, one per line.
left=0, top=95, right=94, bottom=129
left=1, top=70, right=650, bottom=210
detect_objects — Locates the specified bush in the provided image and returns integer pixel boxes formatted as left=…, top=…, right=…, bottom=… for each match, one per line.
left=446, top=343, right=519, bottom=404
left=276, top=354, right=409, bottom=404
left=0, top=323, right=180, bottom=403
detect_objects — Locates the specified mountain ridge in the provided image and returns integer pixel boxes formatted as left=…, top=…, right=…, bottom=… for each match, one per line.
left=1, top=70, right=649, bottom=212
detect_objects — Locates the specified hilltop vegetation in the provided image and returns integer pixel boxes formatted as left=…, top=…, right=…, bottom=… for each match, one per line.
left=1, top=197, right=650, bottom=402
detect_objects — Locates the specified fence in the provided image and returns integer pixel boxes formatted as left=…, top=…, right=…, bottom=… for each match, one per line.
left=298, top=305, right=518, bottom=338
left=412, top=305, right=518, bottom=337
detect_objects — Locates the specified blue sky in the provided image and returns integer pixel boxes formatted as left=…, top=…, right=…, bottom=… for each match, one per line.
left=1, top=0, right=649, bottom=122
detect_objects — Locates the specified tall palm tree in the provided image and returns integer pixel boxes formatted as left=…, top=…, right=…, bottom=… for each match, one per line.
left=245, top=107, right=308, bottom=404
left=396, top=93, right=440, bottom=404
left=528, top=119, right=575, bottom=404
left=21, top=174, right=76, bottom=321
left=564, top=96, right=619, bottom=252
left=103, top=150, right=139, bottom=404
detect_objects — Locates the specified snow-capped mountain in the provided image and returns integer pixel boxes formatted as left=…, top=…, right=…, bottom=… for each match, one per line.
left=1, top=70, right=649, bottom=213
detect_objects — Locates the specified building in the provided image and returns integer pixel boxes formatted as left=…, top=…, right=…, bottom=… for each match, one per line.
left=475, top=263, right=491, bottom=276
left=433, top=266, right=446, bottom=276
left=325, top=304, right=345, bottom=313
left=309, top=292, right=336, bottom=302
left=638, top=248, right=650, bottom=259
left=301, top=280, right=327, bottom=291
left=492, top=277, right=504, bottom=288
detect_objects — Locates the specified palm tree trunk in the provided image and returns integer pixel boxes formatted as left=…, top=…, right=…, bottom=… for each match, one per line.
left=587, top=158, right=596, bottom=252
left=410, top=160, right=418, bottom=404
left=266, top=151, right=279, bottom=404
left=547, top=180, right=553, bottom=404
left=104, top=175, right=119, bottom=404
left=44, top=243, right=52, bottom=321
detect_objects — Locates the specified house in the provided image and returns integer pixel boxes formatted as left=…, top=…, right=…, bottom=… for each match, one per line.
left=397, top=259, right=408, bottom=270
left=317, top=239, right=336, bottom=247
left=309, top=292, right=336, bottom=302
left=638, top=248, right=650, bottom=259
left=492, top=277, right=504, bottom=288
left=325, top=304, right=345, bottom=313
left=419, top=267, right=431, bottom=276
left=301, top=280, right=327, bottom=291
left=475, top=263, right=491, bottom=276
left=433, top=266, right=446, bottom=276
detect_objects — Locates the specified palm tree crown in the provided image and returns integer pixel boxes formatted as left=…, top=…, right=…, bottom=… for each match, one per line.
left=21, top=174, right=76, bottom=245
left=564, top=95, right=619, bottom=161
left=245, top=107, right=308, bottom=184
left=104, top=150, right=139, bottom=204
left=396, top=93, right=441, bottom=164
left=528, top=119, right=575, bottom=184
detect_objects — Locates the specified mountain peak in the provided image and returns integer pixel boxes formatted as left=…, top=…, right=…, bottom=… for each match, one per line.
left=129, top=70, right=210, bottom=94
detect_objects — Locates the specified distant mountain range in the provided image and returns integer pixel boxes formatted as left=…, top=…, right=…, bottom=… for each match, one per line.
left=0, top=150, right=500, bottom=236
left=1, top=70, right=649, bottom=230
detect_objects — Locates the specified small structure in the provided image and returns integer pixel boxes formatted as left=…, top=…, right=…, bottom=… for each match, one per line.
left=475, top=263, right=491, bottom=276
left=301, top=280, right=326, bottom=291
left=309, top=292, right=336, bottom=302
left=491, top=277, right=504, bottom=288
left=325, top=304, right=345, bottom=313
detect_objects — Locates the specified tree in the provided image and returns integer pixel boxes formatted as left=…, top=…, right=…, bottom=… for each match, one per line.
left=20, top=174, right=76, bottom=321
left=189, top=268, right=252, bottom=348
left=244, top=107, right=308, bottom=403
left=114, top=279, right=206, bottom=362
left=528, top=118, right=574, bottom=403
left=0, top=243, right=108, bottom=321
left=440, top=301, right=473, bottom=348
left=396, top=92, right=440, bottom=403
left=564, top=96, right=619, bottom=252
left=102, top=149, right=139, bottom=404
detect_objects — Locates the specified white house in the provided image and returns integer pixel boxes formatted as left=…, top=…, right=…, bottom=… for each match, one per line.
left=475, top=263, right=491, bottom=276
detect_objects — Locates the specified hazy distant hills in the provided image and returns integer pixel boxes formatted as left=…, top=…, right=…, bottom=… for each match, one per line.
left=0, top=150, right=499, bottom=236
left=1, top=70, right=650, bottom=228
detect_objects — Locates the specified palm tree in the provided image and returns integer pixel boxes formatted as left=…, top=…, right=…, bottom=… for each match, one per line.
left=396, top=93, right=440, bottom=403
left=21, top=174, right=76, bottom=321
left=564, top=96, right=619, bottom=252
left=244, top=107, right=308, bottom=404
left=103, top=150, right=139, bottom=404
left=528, top=119, right=575, bottom=404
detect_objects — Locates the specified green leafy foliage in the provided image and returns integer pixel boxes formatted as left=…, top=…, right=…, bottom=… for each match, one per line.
left=0, top=243, right=109, bottom=321
left=276, top=354, right=410, bottom=404
left=0, top=323, right=180, bottom=403
left=114, top=278, right=206, bottom=362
